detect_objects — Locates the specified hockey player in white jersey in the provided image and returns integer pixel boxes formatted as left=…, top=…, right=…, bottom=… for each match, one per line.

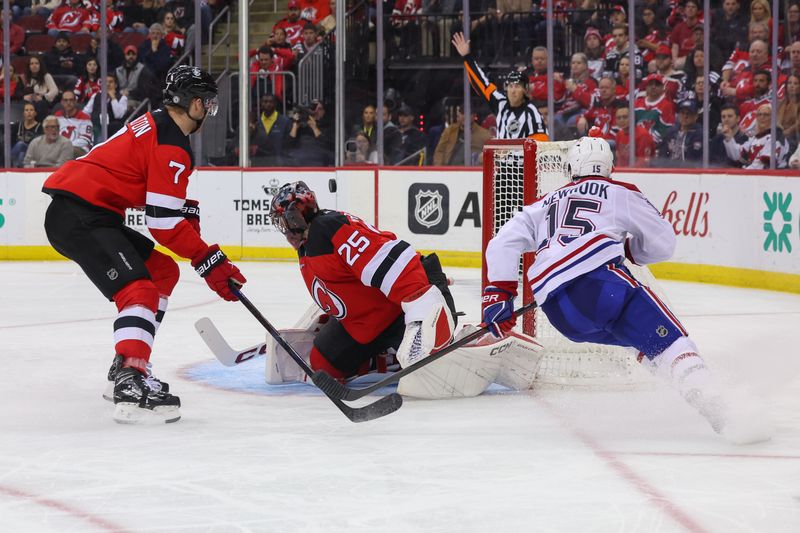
left=482, top=137, right=767, bottom=442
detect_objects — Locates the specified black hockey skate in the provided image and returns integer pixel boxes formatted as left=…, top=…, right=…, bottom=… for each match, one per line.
left=113, top=367, right=181, bottom=424
left=104, top=354, right=169, bottom=402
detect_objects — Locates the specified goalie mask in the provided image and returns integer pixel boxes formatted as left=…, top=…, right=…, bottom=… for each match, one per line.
left=564, top=136, right=613, bottom=181
left=269, top=181, right=319, bottom=245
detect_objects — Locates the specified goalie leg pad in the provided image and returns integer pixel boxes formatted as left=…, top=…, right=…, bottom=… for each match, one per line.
left=494, top=332, right=545, bottom=391
left=397, top=332, right=509, bottom=399
left=397, top=285, right=455, bottom=368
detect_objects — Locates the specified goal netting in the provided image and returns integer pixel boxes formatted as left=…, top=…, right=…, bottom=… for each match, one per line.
left=482, top=139, right=660, bottom=389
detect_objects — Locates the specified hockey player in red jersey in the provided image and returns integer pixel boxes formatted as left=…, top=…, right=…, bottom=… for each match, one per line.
left=268, top=181, right=456, bottom=381
left=42, top=65, right=247, bottom=424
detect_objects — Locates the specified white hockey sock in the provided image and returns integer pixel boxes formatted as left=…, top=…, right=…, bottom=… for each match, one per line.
left=643, top=336, right=716, bottom=398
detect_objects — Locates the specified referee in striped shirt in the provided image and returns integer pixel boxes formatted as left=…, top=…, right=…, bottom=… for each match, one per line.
left=452, top=32, right=549, bottom=141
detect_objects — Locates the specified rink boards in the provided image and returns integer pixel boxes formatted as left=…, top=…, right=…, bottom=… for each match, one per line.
left=0, top=166, right=798, bottom=293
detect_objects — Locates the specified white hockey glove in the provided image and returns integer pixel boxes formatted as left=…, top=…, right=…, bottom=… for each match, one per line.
left=396, top=285, right=455, bottom=368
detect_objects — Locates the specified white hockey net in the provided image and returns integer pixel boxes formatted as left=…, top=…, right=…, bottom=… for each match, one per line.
left=483, top=139, right=658, bottom=389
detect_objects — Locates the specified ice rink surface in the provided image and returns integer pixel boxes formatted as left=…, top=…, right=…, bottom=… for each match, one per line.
left=1, top=260, right=799, bottom=533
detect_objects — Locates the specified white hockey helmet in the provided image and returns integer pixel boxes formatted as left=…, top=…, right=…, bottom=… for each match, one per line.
left=564, top=136, right=613, bottom=181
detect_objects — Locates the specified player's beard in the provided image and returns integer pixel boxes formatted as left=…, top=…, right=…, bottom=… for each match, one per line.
left=188, top=107, right=208, bottom=133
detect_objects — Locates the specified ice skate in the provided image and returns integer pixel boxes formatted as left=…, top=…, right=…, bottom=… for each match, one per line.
left=685, top=389, right=772, bottom=445
left=113, top=367, right=181, bottom=424
left=104, top=355, right=169, bottom=402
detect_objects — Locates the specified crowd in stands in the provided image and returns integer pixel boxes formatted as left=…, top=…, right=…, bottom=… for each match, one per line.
left=6, top=1, right=800, bottom=170
left=0, top=0, right=229, bottom=167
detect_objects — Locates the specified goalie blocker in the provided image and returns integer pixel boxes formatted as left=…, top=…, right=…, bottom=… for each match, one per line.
left=265, top=305, right=544, bottom=399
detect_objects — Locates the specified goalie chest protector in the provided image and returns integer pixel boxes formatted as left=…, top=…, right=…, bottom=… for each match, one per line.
left=298, top=210, right=427, bottom=345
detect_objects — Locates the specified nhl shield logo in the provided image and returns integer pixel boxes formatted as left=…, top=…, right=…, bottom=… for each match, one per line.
left=414, top=189, right=443, bottom=228
left=107, top=268, right=119, bottom=280
left=408, top=183, right=449, bottom=235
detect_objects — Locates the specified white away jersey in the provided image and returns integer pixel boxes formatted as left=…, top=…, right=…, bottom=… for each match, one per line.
left=485, top=176, right=675, bottom=303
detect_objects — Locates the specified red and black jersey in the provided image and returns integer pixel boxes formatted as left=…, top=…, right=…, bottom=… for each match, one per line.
left=298, top=210, right=430, bottom=345
left=42, top=109, right=208, bottom=261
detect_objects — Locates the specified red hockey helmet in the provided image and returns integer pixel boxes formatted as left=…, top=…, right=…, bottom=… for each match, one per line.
left=268, top=181, right=319, bottom=236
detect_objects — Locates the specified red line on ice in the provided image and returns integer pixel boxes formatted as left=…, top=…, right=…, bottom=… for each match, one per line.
left=536, top=397, right=711, bottom=533
left=0, top=484, right=133, bottom=533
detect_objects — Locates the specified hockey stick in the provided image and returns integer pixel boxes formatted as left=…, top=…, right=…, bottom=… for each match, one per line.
left=228, top=282, right=403, bottom=423
left=313, top=302, right=538, bottom=401
left=195, top=317, right=267, bottom=367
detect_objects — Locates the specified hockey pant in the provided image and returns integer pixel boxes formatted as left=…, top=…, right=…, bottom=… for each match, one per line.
left=312, top=253, right=458, bottom=378
left=44, top=195, right=180, bottom=369
left=540, top=259, right=688, bottom=360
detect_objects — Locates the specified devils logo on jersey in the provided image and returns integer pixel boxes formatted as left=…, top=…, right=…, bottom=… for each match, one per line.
left=311, top=277, right=347, bottom=319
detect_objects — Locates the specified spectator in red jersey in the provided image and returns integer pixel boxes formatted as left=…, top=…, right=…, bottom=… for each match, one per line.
left=614, top=54, right=632, bottom=98
left=47, top=0, right=92, bottom=35
left=612, top=103, right=655, bottom=167
left=250, top=46, right=285, bottom=104
left=274, top=0, right=312, bottom=48
left=526, top=46, right=566, bottom=105
left=0, top=64, right=23, bottom=103
left=582, top=28, right=605, bottom=80
left=82, top=1, right=125, bottom=34
left=264, top=27, right=295, bottom=70
left=576, top=76, right=620, bottom=138
left=724, top=103, right=789, bottom=169
left=55, top=89, right=93, bottom=157
left=161, top=11, right=186, bottom=58
left=738, top=70, right=774, bottom=135
left=73, top=57, right=100, bottom=105
left=722, top=20, right=769, bottom=85
left=0, top=10, right=24, bottom=55
left=295, top=0, right=331, bottom=24
left=389, top=0, right=422, bottom=60
left=634, top=73, right=676, bottom=144
left=723, top=40, right=785, bottom=103
left=653, top=44, right=686, bottom=100
left=636, top=5, right=667, bottom=67
left=670, top=0, right=702, bottom=69
left=554, top=52, right=597, bottom=139
left=138, top=23, right=173, bottom=80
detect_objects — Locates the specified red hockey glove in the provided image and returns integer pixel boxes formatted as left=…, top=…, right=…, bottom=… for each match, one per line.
left=192, top=245, right=246, bottom=301
left=481, top=281, right=517, bottom=339
left=181, top=199, right=201, bottom=234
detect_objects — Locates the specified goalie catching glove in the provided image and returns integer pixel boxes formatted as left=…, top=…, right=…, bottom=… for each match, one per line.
left=192, top=244, right=247, bottom=301
left=482, top=281, right=517, bottom=338
left=396, top=285, right=455, bottom=368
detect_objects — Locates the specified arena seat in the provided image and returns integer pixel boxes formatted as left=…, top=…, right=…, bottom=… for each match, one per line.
left=17, top=15, right=47, bottom=34
left=24, top=34, right=55, bottom=55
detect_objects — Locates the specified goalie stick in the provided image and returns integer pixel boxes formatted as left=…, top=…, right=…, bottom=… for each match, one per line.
left=194, top=317, right=267, bottom=367
left=227, top=283, right=403, bottom=423
left=314, top=302, right=538, bottom=401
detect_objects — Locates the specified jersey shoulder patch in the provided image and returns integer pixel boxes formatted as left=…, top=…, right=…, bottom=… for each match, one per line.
left=303, top=210, right=349, bottom=257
